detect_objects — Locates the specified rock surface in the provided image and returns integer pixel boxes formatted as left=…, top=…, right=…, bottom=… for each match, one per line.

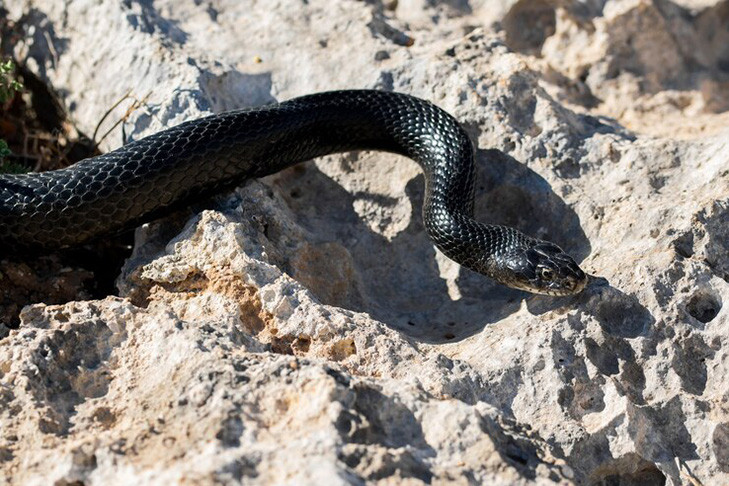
left=2, top=0, right=729, bottom=484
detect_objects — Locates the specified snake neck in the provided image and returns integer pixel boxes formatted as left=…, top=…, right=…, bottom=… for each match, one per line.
left=268, top=91, right=484, bottom=250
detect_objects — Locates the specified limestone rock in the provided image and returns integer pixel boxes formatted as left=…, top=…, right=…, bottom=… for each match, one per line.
left=2, top=0, right=729, bottom=484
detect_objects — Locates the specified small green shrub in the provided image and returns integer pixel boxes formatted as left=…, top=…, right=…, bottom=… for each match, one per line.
left=0, top=59, right=22, bottom=104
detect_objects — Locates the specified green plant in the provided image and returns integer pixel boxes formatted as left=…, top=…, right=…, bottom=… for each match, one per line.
left=0, top=59, right=22, bottom=103
left=0, top=138, right=27, bottom=173
left=0, top=59, right=23, bottom=173
left=0, top=139, right=26, bottom=173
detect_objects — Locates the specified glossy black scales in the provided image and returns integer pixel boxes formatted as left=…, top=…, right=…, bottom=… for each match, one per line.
left=0, top=90, right=586, bottom=295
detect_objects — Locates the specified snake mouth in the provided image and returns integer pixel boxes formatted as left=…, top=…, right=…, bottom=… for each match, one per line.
left=541, top=274, right=588, bottom=296
left=504, top=272, right=587, bottom=296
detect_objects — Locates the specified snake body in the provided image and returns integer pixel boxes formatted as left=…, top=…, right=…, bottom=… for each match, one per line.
left=0, top=90, right=586, bottom=295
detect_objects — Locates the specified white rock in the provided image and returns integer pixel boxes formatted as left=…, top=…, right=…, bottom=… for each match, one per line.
left=2, top=0, right=729, bottom=484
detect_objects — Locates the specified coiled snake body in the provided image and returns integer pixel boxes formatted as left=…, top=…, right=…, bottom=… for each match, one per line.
left=0, top=90, right=586, bottom=295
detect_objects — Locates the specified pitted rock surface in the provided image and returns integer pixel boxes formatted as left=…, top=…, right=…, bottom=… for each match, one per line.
left=2, top=0, right=729, bottom=484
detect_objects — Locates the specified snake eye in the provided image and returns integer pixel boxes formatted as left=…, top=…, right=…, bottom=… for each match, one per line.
left=539, top=267, right=555, bottom=281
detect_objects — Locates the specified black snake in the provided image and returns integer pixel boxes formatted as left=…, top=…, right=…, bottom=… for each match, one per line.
left=0, top=90, right=586, bottom=295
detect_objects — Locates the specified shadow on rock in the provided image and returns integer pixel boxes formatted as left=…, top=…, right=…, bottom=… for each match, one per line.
left=560, top=276, right=655, bottom=408
left=568, top=395, right=698, bottom=485
left=474, top=149, right=591, bottom=262
left=331, top=366, right=559, bottom=482
left=578, top=276, right=656, bottom=339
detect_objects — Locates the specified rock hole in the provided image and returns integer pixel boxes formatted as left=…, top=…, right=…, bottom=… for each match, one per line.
left=329, top=338, right=356, bottom=361
left=56, top=478, right=88, bottom=486
left=593, top=466, right=666, bottom=486
left=685, top=288, right=722, bottom=323
left=554, top=157, right=580, bottom=179
left=216, top=416, right=244, bottom=448
left=443, top=333, right=456, bottom=340
left=590, top=454, right=666, bottom=486
left=292, top=335, right=311, bottom=353
left=270, top=335, right=295, bottom=355
left=672, top=232, right=694, bottom=258
left=0, top=446, right=13, bottom=462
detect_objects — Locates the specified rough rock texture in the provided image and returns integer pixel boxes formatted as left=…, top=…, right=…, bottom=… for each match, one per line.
left=2, top=0, right=729, bottom=484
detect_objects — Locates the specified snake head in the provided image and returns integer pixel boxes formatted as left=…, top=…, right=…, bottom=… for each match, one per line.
left=498, top=241, right=587, bottom=296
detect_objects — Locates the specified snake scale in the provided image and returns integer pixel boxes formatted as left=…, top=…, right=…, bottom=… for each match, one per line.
left=0, top=90, right=586, bottom=295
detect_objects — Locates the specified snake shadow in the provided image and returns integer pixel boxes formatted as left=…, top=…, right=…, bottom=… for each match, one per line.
left=267, top=148, right=591, bottom=344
